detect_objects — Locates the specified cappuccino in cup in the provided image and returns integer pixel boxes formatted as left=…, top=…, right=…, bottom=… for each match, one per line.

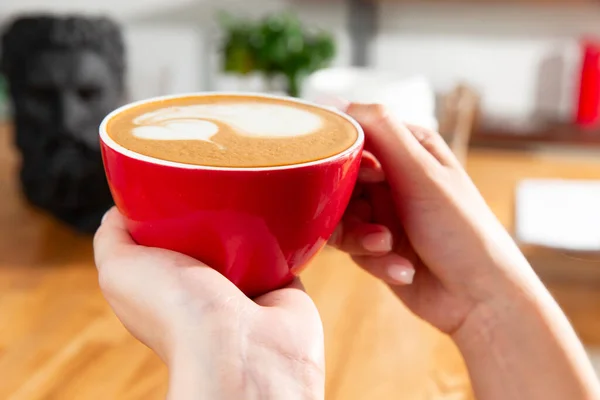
left=99, top=92, right=364, bottom=296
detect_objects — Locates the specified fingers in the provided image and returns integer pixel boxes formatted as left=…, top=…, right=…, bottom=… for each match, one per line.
left=329, top=220, right=393, bottom=256
left=405, top=123, right=460, bottom=168
left=93, top=207, right=135, bottom=267
left=345, top=197, right=372, bottom=222
left=255, top=278, right=324, bottom=356
left=352, top=253, right=416, bottom=286
left=348, top=103, right=434, bottom=173
left=358, top=151, right=385, bottom=183
left=255, top=277, right=318, bottom=316
left=347, top=104, right=460, bottom=188
left=326, top=98, right=458, bottom=170
left=365, top=182, right=403, bottom=234
left=257, top=277, right=305, bottom=308
left=329, top=193, right=394, bottom=256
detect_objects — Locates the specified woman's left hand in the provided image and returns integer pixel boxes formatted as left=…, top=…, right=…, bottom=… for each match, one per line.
left=94, top=207, right=325, bottom=400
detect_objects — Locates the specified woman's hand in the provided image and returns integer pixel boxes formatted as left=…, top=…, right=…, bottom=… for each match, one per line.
left=329, top=102, right=600, bottom=400
left=94, top=209, right=324, bottom=400
left=329, top=103, right=532, bottom=334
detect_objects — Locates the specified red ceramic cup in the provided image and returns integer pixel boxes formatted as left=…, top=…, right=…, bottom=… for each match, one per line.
left=99, top=92, right=364, bottom=297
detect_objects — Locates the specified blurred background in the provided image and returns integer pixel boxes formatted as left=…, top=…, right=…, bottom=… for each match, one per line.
left=2, top=1, right=600, bottom=399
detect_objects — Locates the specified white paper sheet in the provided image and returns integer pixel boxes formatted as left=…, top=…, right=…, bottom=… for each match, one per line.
left=515, top=179, right=600, bottom=251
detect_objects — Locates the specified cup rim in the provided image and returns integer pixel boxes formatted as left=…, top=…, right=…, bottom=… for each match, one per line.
left=99, top=91, right=364, bottom=171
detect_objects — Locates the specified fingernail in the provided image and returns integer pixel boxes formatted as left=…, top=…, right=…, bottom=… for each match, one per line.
left=361, top=232, right=392, bottom=253
left=387, top=265, right=415, bottom=285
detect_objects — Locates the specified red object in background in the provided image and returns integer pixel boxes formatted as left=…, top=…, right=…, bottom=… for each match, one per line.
left=576, top=39, right=600, bottom=128
left=100, top=93, right=364, bottom=297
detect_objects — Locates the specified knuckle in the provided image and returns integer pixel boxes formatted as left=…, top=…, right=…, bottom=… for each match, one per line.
left=367, top=103, right=390, bottom=125
left=410, top=125, right=437, bottom=143
left=418, top=131, right=439, bottom=150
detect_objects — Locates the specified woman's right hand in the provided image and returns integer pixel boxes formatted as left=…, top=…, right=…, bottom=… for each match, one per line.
left=329, top=103, right=534, bottom=335
left=329, top=103, right=600, bottom=400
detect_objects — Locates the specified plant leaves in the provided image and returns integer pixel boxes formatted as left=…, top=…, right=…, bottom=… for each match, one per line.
left=217, top=10, right=336, bottom=95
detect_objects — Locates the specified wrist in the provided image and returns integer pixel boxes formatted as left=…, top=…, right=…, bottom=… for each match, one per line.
left=451, top=269, right=551, bottom=349
left=166, top=333, right=324, bottom=400
left=235, top=340, right=325, bottom=400
left=450, top=244, right=550, bottom=344
left=451, top=272, right=600, bottom=400
left=165, top=321, right=239, bottom=400
left=246, top=356, right=325, bottom=400
left=165, top=338, right=215, bottom=400
left=451, top=285, right=526, bottom=350
left=166, top=357, right=208, bottom=400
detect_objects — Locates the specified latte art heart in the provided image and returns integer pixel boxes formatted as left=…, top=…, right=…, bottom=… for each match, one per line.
left=131, top=103, right=324, bottom=142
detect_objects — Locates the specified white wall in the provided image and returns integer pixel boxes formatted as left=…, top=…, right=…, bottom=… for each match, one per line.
left=3, top=0, right=600, bottom=120
left=0, top=0, right=196, bottom=22
left=130, top=1, right=600, bottom=121
left=290, top=0, right=352, bottom=68
left=374, top=3, right=600, bottom=120
left=123, top=25, right=204, bottom=101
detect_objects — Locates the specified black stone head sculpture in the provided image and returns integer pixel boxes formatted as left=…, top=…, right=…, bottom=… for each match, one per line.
left=1, top=15, right=126, bottom=233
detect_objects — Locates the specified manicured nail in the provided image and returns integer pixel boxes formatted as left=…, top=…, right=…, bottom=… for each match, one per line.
left=387, top=265, right=415, bottom=285
left=361, top=232, right=392, bottom=253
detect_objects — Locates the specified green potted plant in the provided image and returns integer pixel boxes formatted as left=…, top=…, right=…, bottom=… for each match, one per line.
left=219, top=12, right=336, bottom=97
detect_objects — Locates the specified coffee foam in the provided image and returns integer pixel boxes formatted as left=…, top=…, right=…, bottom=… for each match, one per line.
left=105, top=94, right=359, bottom=168
left=132, top=103, right=323, bottom=145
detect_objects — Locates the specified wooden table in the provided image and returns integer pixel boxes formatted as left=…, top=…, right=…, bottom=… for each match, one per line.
left=1, top=121, right=599, bottom=400
left=467, top=148, right=600, bottom=346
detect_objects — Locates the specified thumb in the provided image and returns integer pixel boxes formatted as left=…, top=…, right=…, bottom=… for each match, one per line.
left=255, top=278, right=318, bottom=316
